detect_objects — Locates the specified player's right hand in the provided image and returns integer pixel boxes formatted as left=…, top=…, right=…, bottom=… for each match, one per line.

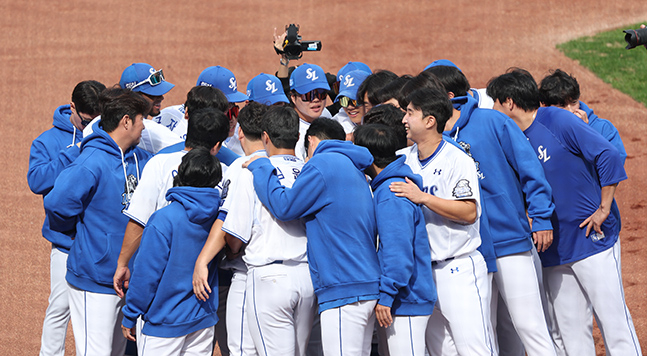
left=113, top=266, right=130, bottom=298
left=121, top=325, right=136, bottom=342
left=193, top=263, right=212, bottom=302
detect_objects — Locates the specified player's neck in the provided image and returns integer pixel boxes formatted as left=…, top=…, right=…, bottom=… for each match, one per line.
left=513, top=109, right=537, bottom=131
left=267, top=146, right=295, bottom=157
left=242, top=140, right=265, bottom=156
left=415, top=134, right=443, bottom=161
left=445, top=108, right=461, bottom=132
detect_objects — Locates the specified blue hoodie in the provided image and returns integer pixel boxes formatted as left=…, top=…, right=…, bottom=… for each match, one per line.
left=122, top=186, right=220, bottom=338
left=445, top=96, right=554, bottom=258
left=28, top=105, right=83, bottom=252
left=247, top=140, right=380, bottom=311
left=371, top=156, right=436, bottom=316
left=44, top=121, right=152, bottom=294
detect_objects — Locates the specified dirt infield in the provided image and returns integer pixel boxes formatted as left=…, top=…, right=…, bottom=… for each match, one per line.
left=2, top=1, right=646, bottom=355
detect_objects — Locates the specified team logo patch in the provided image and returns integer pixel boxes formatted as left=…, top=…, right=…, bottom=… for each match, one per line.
left=458, top=141, right=483, bottom=179
left=452, top=179, right=473, bottom=199
left=221, top=179, right=231, bottom=199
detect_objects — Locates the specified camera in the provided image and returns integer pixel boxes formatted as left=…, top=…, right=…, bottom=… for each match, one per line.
left=623, top=28, right=647, bottom=50
left=275, top=24, right=322, bottom=60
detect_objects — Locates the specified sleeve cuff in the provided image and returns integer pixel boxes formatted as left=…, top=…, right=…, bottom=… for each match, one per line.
left=378, top=292, right=395, bottom=308
left=531, top=217, right=553, bottom=232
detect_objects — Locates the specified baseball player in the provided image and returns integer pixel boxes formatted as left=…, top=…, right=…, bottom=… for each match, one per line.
left=390, top=87, right=495, bottom=356
left=196, top=66, right=249, bottom=156
left=246, top=73, right=290, bottom=106
left=425, top=64, right=557, bottom=356
left=331, top=69, right=371, bottom=139
left=423, top=59, right=494, bottom=109
left=243, top=117, right=380, bottom=356
left=28, top=80, right=106, bottom=356
left=121, top=148, right=222, bottom=355
left=354, top=123, right=436, bottom=356
left=44, top=88, right=152, bottom=356
left=83, top=63, right=183, bottom=154
left=194, top=102, right=270, bottom=356
left=356, top=70, right=399, bottom=113
left=288, top=63, right=332, bottom=161
left=153, top=85, right=229, bottom=140
left=223, top=106, right=316, bottom=356
left=488, top=69, right=642, bottom=356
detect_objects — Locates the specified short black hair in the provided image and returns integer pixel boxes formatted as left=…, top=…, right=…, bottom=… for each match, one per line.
left=262, top=106, right=299, bottom=150
left=99, top=88, right=151, bottom=133
left=353, top=124, right=399, bottom=169
left=406, top=88, right=453, bottom=134
left=356, top=70, right=399, bottom=106
left=486, top=68, right=540, bottom=112
left=363, top=104, right=407, bottom=149
left=538, top=69, right=580, bottom=107
left=375, top=75, right=413, bottom=107
left=237, top=101, right=268, bottom=141
left=304, top=117, right=345, bottom=155
left=185, top=108, right=230, bottom=150
left=424, top=65, right=470, bottom=97
left=185, top=86, right=229, bottom=115
left=173, top=147, right=222, bottom=188
left=72, top=80, right=107, bottom=116
left=398, top=71, right=445, bottom=109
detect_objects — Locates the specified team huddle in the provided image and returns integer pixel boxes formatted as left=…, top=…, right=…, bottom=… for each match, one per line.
left=29, top=45, right=641, bottom=356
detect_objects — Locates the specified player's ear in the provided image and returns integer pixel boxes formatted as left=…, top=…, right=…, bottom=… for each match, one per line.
left=448, top=92, right=455, bottom=99
left=121, top=115, right=131, bottom=129
left=183, top=109, right=189, bottom=121
left=262, top=131, right=270, bottom=146
left=210, top=142, right=222, bottom=156
left=425, top=115, right=436, bottom=129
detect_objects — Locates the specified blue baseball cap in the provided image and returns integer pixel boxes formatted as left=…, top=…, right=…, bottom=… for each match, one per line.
left=247, top=73, right=289, bottom=106
left=289, top=63, right=330, bottom=94
left=336, top=62, right=372, bottom=82
left=335, top=70, right=370, bottom=102
left=197, top=66, right=249, bottom=103
left=120, top=63, right=175, bottom=96
left=423, top=59, right=462, bottom=72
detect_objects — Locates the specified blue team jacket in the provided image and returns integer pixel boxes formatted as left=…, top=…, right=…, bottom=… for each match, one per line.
left=28, top=105, right=83, bottom=252
left=122, top=186, right=220, bottom=338
left=445, top=96, right=554, bottom=259
left=371, top=156, right=436, bottom=316
left=44, top=121, right=152, bottom=294
left=247, top=140, right=381, bottom=310
left=525, top=107, right=626, bottom=267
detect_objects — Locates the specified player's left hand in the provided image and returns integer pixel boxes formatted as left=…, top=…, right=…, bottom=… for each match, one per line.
left=375, top=304, right=393, bottom=328
left=573, top=108, right=589, bottom=124
left=532, top=230, right=553, bottom=252
left=121, top=325, right=136, bottom=342
left=389, top=177, right=426, bottom=204
left=579, top=206, right=609, bottom=237
left=242, top=155, right=265, bottom=169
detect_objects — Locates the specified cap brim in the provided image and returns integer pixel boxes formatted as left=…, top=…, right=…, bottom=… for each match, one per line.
left=335, top=89, right=357, bottom=102
left=135, top=81, right=175, bottom=96
left=295, top=81, right=331, bottom=94
left=226, top=91, right=250, bottom=103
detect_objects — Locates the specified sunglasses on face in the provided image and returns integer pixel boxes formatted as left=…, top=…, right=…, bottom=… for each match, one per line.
left=130, top=69, right=165, bottom=90
left=76, top=109, right=94, bottom=127
left=227, top=103, right=239, bottom=120
left=339, top=96, right=359, bottom=108
left=299, top=89, right=328, bottom=102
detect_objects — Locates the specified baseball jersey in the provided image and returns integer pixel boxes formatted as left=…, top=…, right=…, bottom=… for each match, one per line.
left=222, top=154, right=307, bottom=267
left=331, top=109, right=357, bottom=134
left=295, top=119, right=311, bottom=161
left=218, top=150, right=268, bottom=273
left=153, top=104, right=188, bottom=140
left=524, top=107, right=627, bottom=267
left=399, top=140, right=482, bottom=262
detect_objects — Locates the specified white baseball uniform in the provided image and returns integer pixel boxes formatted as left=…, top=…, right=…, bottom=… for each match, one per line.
left=399, top=141, right=496, bottom=356
left=153, top=104, right=188, bottom=140
left=83, top=117, right=183, bottom=154
left=222, top=154, right=317, bottom=356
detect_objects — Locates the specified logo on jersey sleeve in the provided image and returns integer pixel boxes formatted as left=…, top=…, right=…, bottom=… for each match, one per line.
left=221, top=179, right=231, bottom=199
left=538, top=145, right=551, bottom=163
left=452, top=179, right=473, bottom=199
left=457, top=141, right=484, bottom=179
left=121, top=174, right=139, bottom=212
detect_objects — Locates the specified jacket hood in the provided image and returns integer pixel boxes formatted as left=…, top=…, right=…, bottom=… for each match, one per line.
left=52, top=105, right=77, bottom=134
left=166, top=186, right=220, bottom=224
left=313, top=140, right=374, bottom=171
left=445, top=95, right=479, bottom=138
left=370, top=155, right=423, bottom=191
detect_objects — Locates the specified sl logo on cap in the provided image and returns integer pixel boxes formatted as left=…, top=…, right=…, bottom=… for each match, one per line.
left=265, top=80, right=278, bottom=93
left=343, top=75, right=355, bottom=87
left=229, top=77, right=237, bottom=91
left=306, top=68, right=319, bottom=81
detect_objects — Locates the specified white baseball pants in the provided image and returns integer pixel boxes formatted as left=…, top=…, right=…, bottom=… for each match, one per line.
left=320, top=299, right=377, bottom=356
left=39, top=246, right=70, bottom=356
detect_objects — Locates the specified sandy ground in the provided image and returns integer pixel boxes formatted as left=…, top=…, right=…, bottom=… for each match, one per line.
left=2, top=1, right=646, bottom=354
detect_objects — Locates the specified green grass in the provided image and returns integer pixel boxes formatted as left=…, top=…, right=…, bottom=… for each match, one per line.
left=557, top=22, right=647, bottom=106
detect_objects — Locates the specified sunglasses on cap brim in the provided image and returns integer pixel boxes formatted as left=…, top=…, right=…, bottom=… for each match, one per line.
left=131, top=69, right=165, bottom=90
